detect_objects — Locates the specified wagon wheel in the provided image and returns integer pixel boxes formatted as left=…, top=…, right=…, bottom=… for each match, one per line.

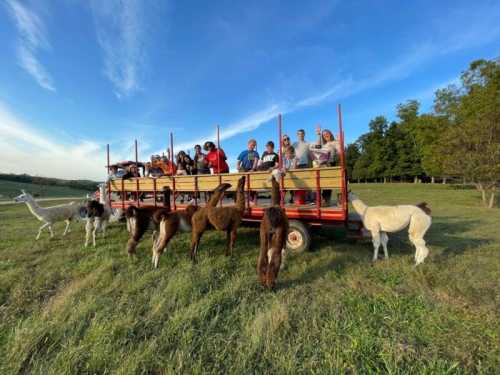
left=286, top=220, right=312, bottom=253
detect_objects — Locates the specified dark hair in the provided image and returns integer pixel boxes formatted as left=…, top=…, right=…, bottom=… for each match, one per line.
left=195, top=144, right=201, bottom=149
left=266, top=141, right=275, bottom=148
left=297, top=129, right=305, bottom=134
left=203, top=141, right=215, bottom=151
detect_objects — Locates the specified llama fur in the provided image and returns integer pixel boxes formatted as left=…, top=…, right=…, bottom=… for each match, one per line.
left=124, top=187, right=174, bottom=256
left=151, top=205, right=199, bottom=268
left=190, top=177, right=246, bottom=262
left=13, top=190, right=80, bottom=239
left=348, top=192, right=432, bottom=265
left=83, top=200, right=110, bottom=247
left=258, top=170, right=289, bottom=288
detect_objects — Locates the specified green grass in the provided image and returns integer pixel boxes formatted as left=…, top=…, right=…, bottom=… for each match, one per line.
left=0, top=180, right=91, bottom=201
left=0, top=184, right=498, bottom=374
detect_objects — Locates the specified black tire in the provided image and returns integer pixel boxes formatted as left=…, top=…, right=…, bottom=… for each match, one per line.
left=286, top=220, right=312, bottom=253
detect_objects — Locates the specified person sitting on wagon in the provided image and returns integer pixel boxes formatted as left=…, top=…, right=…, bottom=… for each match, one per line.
left=313, top=125, right=341, bottom=206
left=283, top=145, right=298, bottom=171
left=122, top=164, right=141, bottom=179
left=146, top=155, right=164, bottom=177
left=281, top=134, right=292, bottom=158
left=314, top=125, right=340, bottom=166
left=176, top=151, right=195, bottom=175
left=106, top=165, right=126, bottom=181
left=194, top=144, right=210, bottom=174
left=293, top=129, right=311, bottom=169
left=237, top=139, right=259, bottom=172
left=258, top=141, right=279, bottom=171
left=203, top=141, right=229, bottom=174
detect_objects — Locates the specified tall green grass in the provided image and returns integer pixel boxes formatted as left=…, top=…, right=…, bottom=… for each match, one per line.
left=0, top=184, right=498, bottom=374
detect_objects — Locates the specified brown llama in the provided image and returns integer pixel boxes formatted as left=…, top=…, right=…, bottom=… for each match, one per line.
left=125, top=187, right=173, bottom=256
left=151, top=185, right=226, bottom=268
left=190, top=176, right=246, bottom=262
left=258, top=170, right=289, bottom=289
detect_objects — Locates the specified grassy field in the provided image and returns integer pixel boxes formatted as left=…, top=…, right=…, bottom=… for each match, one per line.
left=0, top=184, right=498, bottom=374
left=0, top=180, right=92, bottom=201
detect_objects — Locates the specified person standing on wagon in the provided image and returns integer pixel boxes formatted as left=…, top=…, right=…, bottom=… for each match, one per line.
left=203, top=141, right=229, bottom=174
left=293, top=129, right=311, bottom=169
left=236, top=139, right=259, bottom=172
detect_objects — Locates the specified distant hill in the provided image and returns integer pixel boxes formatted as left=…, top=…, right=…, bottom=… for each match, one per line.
left=0, top=173, right=100, bottom=201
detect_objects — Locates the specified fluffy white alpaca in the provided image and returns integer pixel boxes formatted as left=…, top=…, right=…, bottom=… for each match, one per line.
left=14, top=190, right=81, bottom=240
left=348, top=192, right=432, bottom=265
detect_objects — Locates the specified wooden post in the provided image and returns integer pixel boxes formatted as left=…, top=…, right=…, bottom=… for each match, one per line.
left=134, top=139, right=140, bottom=207
left=337, top=104, right=348, bottom=216
left=217, top=125, right=222, bottom=206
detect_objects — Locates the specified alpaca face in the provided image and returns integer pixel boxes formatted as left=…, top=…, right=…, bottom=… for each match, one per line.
left=14, top=191, right=30, bottom=203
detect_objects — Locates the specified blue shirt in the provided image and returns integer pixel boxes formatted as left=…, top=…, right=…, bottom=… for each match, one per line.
left=237, top=150, right=259, bottom=171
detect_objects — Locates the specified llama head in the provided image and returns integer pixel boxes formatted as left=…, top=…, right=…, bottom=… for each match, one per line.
left=14, top=190, right=31, bottom=203
left=267, top=168, right=285, bottom=183
left=214, top=182, right=232, bottom=193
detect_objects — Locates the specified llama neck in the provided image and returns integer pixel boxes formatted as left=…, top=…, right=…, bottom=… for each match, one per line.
left=271, top=178, right=280, bottom=206
left=207, top=189, right=225, bottom=207
left=351, top=197, right=368, bottom=217
left=24, top=196, right=45, bottom=220
left=236, top=184, right=245, bottom=212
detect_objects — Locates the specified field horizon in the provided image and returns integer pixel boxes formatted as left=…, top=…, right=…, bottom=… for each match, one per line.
left=0, top=183, right=498, bottom=374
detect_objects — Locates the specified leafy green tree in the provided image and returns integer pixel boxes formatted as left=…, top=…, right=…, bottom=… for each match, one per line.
left=439, top=59, right=500, bottom=208
left=345, top=143, right=361, bottom=180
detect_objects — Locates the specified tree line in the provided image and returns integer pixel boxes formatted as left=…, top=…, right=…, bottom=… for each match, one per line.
left=345, top=58, right=499, bottom=208
left=0, top=173, right=99, bottom=192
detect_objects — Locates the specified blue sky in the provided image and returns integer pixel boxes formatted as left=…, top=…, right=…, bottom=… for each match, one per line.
left=1, top=0, right=499, bottom=180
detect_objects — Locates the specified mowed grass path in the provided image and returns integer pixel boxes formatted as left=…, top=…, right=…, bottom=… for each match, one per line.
left=0, top=184, right=498, bottom=374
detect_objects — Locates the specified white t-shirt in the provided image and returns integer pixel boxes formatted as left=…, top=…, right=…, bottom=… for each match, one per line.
left=293, top=141, right=311, bottom=166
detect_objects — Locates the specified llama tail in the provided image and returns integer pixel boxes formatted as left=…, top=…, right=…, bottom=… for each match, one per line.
left=125, top=205, right=139, bottom=219
left=416, top=202, right=431, bottom=216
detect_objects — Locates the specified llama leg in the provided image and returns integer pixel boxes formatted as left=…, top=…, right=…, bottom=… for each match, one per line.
left=101, top=220, right=107, bottom=237
left=85, top=219, right=92, bottom=247
left=267, top=248, right=283, bottom=289
left=62, top=219, right=71, bottom=236
left=225, top=227, right=237, bottom=256
left=409, top=214, right=431, bottom=265
left=190, top=231, right=203, bottom=263
left=152, top=224, right=177, bottom=269
left=48, top=225, right=54, bottom=238
left=258, top=227, right=269, bottom=286
left=36, top=222, right=50, bottom=240
left=380, top=232, right=389, bottom=259
left=92, top=218, right=101, bottom=247
left=371, top=230, right=381, bottom=262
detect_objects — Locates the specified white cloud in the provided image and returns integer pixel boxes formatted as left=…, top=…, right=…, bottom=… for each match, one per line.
left=90, top=0, right=146, bottom=98
left=5, top=0, right=55, bottom=91
left=0, top=102, right=115, bottom=181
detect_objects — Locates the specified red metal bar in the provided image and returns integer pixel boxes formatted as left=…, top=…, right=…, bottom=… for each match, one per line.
left=316, top=169, right=321, bottom=217
left=134, top=139, right=140, bottom=206
left=106, top=143, right=111, bottom=205
left=153, top=178, right=157, bottom=208
left=246, top=172, right=251, bottom=214
left=337, top=104, right=348, bottom=217
left=278, top=114, right=285, bottom=207
left=170, top=133, right=174, bottom=164
left=217, top=125, right=222, bottom=206
left=194, top=175, right=198, bottom=206
left=172, top=176, right=177, bottom=210
left=121, top=178, right=125, bottom=209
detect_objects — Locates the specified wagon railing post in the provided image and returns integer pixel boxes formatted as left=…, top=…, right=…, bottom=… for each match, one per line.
left=278, top=113, right=285, bottom=207
left=135, top=139, right=140, bottom=207
left=337, top=104, right=348, bottom=218
left=106, top=143, right=112, bottom=206
left=217, top=124, right=222, bottom=207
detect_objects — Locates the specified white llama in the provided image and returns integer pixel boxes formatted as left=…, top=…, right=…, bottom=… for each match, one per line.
left=348, top=192, right=432, bottom=265
left=14, top=190, right=81, bottom=240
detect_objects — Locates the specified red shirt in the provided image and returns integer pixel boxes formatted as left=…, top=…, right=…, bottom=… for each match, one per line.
left=205, top=148, right=229, bottom=174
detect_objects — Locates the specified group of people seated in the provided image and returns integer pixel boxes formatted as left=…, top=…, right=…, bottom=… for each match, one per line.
left=107, top=126, right=340, bottom=180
